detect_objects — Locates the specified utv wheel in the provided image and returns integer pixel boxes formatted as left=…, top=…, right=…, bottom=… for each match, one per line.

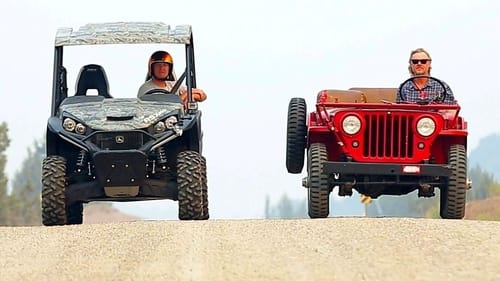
left=41, top=156, right=68, bottom=226
left=200, top=156, right=209, bottom=220
left=286, top=97, right=307, bottom=174
left=307, top=143, right=330, bottom=218
left=66, top=203, right=83, bottom=225
left=177, top=151, right=209, bottom=220
left=440, top=144, right=467, bottom=219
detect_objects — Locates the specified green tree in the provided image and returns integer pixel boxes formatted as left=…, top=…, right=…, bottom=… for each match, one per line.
left=468, top=165, right=495, bottom=201
left=11, top=138, right=44, bottom=198
left=8, top=138, right=45, bottom=225
left=0, top=122, right=10, bottom=224
left=488, top=182, right=500, bottom=196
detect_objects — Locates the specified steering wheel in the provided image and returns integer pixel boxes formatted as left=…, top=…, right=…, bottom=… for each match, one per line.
left=398, top=75, right=449, bottom=104
left=143, top=71, right=187, bottom=96
left=142, top=88, right=173, bottom=96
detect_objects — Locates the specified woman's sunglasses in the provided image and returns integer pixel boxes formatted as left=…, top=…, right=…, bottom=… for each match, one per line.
left=411, top=59, right=430, bottom=65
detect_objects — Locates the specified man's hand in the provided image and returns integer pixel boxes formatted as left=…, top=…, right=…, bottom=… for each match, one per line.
left=180, top=88, right=207, bottom=103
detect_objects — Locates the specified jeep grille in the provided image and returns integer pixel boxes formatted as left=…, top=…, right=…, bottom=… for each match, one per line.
left=363, top=113, right=414, bottom=159
left=91, top=131, right=148, bottom=150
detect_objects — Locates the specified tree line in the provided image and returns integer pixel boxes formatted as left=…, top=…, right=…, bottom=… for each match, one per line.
left=0, top=122, right=43, bottom=225
left=266, top=161, right=500, bottom=219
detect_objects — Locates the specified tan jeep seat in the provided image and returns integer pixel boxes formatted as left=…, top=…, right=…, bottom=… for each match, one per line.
left=349, top=87, right=397, bottom=103
left=319, top=89, right=367, bottom=103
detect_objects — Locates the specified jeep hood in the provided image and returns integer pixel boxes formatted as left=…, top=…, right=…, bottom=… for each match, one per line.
left=59, top=98, right=183, bottom=130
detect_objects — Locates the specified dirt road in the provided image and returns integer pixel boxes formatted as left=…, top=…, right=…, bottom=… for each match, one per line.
left=1, top=218, right=499, bottom=280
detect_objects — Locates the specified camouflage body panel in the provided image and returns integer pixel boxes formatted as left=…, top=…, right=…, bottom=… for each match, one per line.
left=59, top=98, right=183, bottom=130
left=55, top=22, right=192, bottom=47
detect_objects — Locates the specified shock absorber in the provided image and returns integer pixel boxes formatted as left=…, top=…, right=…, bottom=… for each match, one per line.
left=156, top=147, right=168, bottom=171
left=75, top=150, right=86, bottom=173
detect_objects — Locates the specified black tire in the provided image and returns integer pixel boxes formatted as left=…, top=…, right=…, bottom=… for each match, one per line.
left=66, top=203, right=83, bottom=225
left=200, top=156, right=209, bottom=220
left=307, top=143, right=330, bottom=218
left=41, top=156, right=68, bottom=226
left=286, top=97, right=307, bottom=174
left=440, top=144, right=467, bottom=219
left=177, top=150, right=208, bottom=220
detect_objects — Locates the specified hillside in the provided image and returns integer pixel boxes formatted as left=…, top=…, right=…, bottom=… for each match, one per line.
left=468, top=134, right=500, bottom=181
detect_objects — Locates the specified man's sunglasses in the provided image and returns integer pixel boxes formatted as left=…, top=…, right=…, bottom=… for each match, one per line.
left=411, top=59, right=430, bottom=65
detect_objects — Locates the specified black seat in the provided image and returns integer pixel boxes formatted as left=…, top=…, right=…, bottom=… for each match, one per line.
left=75, top=64, right=112, bottom=98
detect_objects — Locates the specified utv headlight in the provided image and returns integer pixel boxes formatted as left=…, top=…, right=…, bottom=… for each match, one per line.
left=165, top=116, right=178, bottom=129
left=63, top=118, right=76, bottom=132
left=416, top=117, right=436, bottom=137
left=342, top=115, right=361, bottom=135
left=75, top=123, right=87, bottom=134
left=154, top=121, right=166, bottom=133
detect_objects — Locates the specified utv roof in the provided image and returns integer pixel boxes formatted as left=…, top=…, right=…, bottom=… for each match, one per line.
left=55, top=22, right=192, bottom=47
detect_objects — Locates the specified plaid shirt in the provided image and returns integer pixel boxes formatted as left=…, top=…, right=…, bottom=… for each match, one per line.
left=396, top=78, right=456, bottom=104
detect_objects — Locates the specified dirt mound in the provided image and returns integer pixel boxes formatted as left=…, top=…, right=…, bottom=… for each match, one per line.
left=465, top=196, right=500, bottom=221
left=83, top=203, right=141, bottom=224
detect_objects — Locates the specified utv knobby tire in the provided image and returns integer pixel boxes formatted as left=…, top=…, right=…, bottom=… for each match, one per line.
left=307, top=143, right=330, bottom=218
left=177, top=151, right=209, bottom=220
left=200, top=156, right=209, bottom=220
left=286, top=97, right=307, bottom=174
left=41, top=156, right=68, bottom=226
left=66, top=203, right=83, bottom=225
left=440, top=144, right=467, bottom=219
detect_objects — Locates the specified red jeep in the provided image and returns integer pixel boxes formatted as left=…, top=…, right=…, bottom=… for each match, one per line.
left=286, top=76, right=468, bottom=219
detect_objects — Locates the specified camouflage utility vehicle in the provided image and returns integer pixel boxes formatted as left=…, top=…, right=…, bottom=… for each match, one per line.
left=286, top=77, right=469, bottom=219
left=42, top=22, right=208, bottom=225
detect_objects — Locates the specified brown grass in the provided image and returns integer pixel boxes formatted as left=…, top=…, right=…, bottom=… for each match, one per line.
left=465, top=196, right=500, bottom=221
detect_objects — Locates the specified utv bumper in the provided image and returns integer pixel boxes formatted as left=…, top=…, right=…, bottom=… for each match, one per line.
left=323, top=162, right=452, bottom=177
left=65, top=150, right=178, bottom=203
left=93, top=150, right=147, bottom=187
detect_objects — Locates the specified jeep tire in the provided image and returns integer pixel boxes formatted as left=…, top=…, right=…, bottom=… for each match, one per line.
left=440, top=144, right=467, bottom=219
left=307, top=143, right=330, bottom=218
left=286, top=97, right=307, bottom=174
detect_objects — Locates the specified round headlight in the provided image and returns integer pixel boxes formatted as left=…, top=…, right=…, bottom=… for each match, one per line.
left=154, top=121, right=166, bottom=133
left=63, top=118, right=76, bottom=132
left=416, top=117, right=436, bottom=137
left=75, top=123, right=86, bottom=134
left=342, top=115, right=361, bottom=135
left=165, top=116, right=178, bottom=129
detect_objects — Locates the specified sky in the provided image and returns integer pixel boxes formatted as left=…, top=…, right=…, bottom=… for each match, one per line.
left=1, top=0, right=499, bottom=219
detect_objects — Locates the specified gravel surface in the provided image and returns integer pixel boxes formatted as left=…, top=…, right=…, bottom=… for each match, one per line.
left=1, top=217, right=500, bottom=281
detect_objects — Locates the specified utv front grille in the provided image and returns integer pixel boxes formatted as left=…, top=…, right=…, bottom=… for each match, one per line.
left=91, top=131, right=149, bottom=150
left=363, top=113, right=414, bottom=159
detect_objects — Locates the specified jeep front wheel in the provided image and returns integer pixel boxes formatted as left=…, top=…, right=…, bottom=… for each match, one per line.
left=307, top=143, right=330, bottom=218
left=177, top=151, right=209, bottom=220
left=440, top=144, right=467, bottom=219
left=41, top=155, right=68, bottom=226
left=286, top=97, right=307, bottom=174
